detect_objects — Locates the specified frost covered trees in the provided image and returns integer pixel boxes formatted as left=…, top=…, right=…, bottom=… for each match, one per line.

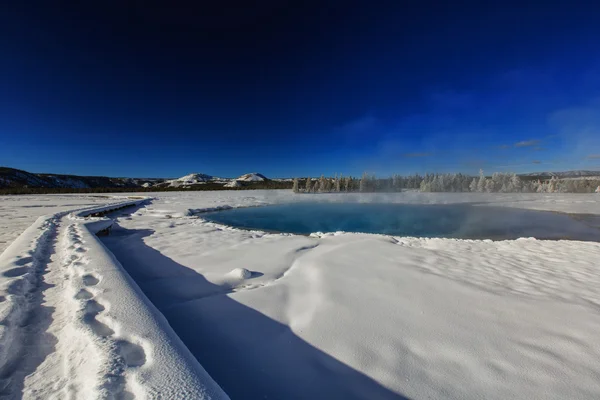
left=469, top=178, right=478, bottom=192
left=359, top=173, right=367, bottom=193
left=318, top=175, right=327, bottom=192
left=291, top=171, right=599, bottom=194
left=292, top=178, right=299, bottom=193
left=477, top=170, right=486, bottom=193
left=509, top=174, right=522, bottom=192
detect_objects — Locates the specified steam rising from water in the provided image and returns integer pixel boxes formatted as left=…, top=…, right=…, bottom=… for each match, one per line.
left=203, top=202, right=600, bottom=241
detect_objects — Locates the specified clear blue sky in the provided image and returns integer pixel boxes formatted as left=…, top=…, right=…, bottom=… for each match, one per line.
left=2, top=1, right=600, bottom=178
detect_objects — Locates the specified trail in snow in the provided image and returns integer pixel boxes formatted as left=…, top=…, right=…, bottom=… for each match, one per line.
left=1, top=197, right=230, bottom=399
left=0, top=216, right=59, bottom=399
left=65, top=222, right=147, bottom=399
left=0, top=214, right=145, bottom=400
left=1, top=200, right=162, bottom=400
left=43, top=221, right=144, bottom=399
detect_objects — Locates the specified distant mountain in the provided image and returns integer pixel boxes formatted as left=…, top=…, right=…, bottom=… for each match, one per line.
left=0, top=167, right=166, bottom=189
left=235, top=172, right=268, bottom=182
left=0, top=167, right=280, bottom=192
left=156, top=173, right=214, bottom=188
left=519, top=170, right=600, bottom=178
left=153, top=172, right=270, bottom=188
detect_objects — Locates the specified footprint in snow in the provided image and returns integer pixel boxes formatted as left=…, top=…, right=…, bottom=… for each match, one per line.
left=82, top=274, right=99, bottom=286
left=82, top=300, right=114, bottom=337
left=115, top=340, right=147, bottom=368
left=75, top=289, right=94, bottom=300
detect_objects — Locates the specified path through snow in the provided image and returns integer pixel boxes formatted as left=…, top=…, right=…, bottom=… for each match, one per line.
left=1, top=199, right=228, bottom=399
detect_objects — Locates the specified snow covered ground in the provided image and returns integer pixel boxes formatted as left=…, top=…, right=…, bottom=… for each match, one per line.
left=2, top=190, right=600, bottom=399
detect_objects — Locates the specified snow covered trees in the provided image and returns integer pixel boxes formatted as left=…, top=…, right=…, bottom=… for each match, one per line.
left=469, top=178, right=478, bottom=192
left=292, top=178, right=299, bottom=193
left=509, top=174, right=522, bottom=193
left=291, top=171, right=599, bottom=194
left=359, top=173, right=367, bottom=193
left=477, top=170, right=486, bottom=193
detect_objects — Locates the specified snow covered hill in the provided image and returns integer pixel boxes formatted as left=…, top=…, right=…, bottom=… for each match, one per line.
left=156, top=173, right=271, bottom=188
left=159, top=173, right=214, bottom=188
left=0, top=167, right=166, bottom=190
left=235, top=173, right=267, bottom=182
left=0, top=168, right=291, bottom=193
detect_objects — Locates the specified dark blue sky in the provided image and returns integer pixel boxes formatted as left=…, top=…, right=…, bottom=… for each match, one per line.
left=2, top=1, right=600, bottom=178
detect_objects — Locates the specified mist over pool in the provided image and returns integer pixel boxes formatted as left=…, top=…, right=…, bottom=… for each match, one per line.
left=203, top=202, right=600, bottom=241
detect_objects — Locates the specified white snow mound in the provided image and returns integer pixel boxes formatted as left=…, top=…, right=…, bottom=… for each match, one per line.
left=227, top=268, right=252, bottom=279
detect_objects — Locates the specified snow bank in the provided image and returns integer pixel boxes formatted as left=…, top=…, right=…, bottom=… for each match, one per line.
left=72, top=212, right=228, bottom=399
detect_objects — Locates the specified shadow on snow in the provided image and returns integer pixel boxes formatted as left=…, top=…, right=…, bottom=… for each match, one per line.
left=101, top=205, right=409, bottom=400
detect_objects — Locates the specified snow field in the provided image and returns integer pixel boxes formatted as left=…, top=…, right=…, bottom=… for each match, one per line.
left=99, top=190, right=600, bottom=399
left=2, top=190, right=600, bottom=399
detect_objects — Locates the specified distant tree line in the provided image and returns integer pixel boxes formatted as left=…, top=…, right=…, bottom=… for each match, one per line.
left=292, top=170, right=600, bottom=194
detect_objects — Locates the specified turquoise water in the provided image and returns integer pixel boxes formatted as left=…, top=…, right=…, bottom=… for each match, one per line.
left=203, top=202, right=600, bottom=241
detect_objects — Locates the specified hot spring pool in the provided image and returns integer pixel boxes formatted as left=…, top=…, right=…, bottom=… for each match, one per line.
left=202, top=202, right=600, bottom=241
